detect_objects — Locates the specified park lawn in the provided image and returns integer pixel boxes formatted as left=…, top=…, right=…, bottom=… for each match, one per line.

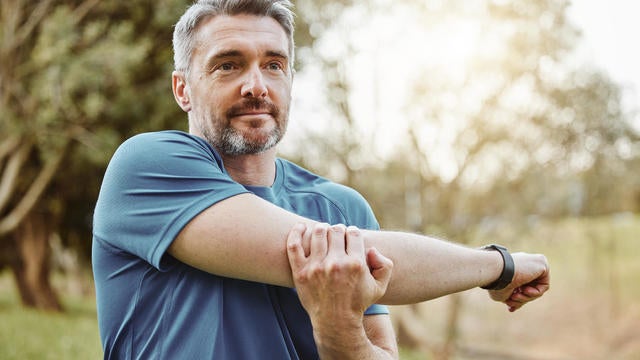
left=0, top=273, right=102, bottom=360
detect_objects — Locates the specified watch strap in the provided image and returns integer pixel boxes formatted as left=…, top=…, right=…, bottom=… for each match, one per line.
left=480, top=244, right=515, bottom=290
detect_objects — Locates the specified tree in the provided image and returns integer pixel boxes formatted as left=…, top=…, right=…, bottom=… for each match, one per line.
left=284, top=0, right=639, bottom=357
left=385, top=0, right=639, bottom=357
left=0, top=0, right=188, bottom=310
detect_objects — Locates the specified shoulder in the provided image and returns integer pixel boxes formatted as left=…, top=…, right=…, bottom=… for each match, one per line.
left=116, top=131, right=213, bottom=159
left=277, top=158, right=378, bottom=228
left=109, top=131, right=222, bottom=173
left=277, top=159, right=360, bottom=198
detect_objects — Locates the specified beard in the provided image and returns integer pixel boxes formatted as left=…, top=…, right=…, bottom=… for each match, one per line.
left=198, top=98, right=288, bottom=156
left=215, top=124, right=283, bottom=155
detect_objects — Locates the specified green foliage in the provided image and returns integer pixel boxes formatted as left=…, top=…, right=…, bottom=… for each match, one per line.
left=26, top=6, right=153, bottom=153
left=1, top=0, right=191, bottom=254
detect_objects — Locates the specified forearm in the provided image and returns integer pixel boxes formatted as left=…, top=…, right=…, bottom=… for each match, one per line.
left=364, top=230, right=503, bottom=304
left=312, top=316, right=396, bottom=360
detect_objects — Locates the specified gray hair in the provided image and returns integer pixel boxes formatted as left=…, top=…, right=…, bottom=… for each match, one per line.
left=172, top=0, right=295, bottom=77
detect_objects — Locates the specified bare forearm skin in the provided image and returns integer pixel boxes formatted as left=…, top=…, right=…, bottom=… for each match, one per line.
left=313, top=318, right=396, bottom=360
left=363, top=230, right=503, bottom=304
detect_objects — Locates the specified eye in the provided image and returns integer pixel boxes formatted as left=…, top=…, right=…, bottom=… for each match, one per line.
left=220, top=63, right=235, bottom=71
left=267, top=61, right=284, bottom=72
left=214, top=62, right=238, bottom=73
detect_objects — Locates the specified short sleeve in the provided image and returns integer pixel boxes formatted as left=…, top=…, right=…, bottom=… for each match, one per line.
left=364, top=304, right=389, bottom=315
left=93, top=131, right=249, bottom=270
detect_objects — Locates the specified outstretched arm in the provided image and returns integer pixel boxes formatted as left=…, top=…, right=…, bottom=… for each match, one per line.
left=358, top=229, right=549, bottom=306
left=169, top=193, right=550, bottom=307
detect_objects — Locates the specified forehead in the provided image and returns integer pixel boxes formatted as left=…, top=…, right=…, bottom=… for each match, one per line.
left=193, top=14, right=290, bottom=61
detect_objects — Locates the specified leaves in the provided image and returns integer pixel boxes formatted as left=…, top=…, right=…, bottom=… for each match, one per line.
left=0, top=0, right=189, bottom=248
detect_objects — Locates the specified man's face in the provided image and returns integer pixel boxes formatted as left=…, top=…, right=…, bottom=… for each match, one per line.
left=184, top=14, right=293, bottom=155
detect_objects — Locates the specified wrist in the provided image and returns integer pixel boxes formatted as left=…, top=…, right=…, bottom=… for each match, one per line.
left=312, top=315, right=369, bottom=359
left=479, top=244, right=515, bottom=290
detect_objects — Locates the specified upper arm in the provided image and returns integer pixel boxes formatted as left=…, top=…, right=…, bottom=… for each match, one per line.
left=168, top=192, right=315, bottom=287
left=364, top=314, right=399, bottom=359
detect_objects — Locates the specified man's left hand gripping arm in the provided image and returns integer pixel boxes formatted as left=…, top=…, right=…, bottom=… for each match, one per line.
left=287, top=223, right=399, bottom=360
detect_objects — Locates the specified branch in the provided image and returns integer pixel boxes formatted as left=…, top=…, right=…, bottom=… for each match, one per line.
left=72, top=0, right=101, bottom=24
left=1, top=0, right=98, bottom=56
left=0, top=136, right=21, bottom=162
left=0, top=0, right=54, bottom=56
left=0, top=138, right=70, bottom=237
left=0, top=0, right=20, bottom=55
left=11, top=0, right=54, bottom=51
left=0, top=140, right=32, bottom=214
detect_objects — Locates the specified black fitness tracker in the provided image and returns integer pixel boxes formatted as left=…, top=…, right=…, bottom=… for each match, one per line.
left=480, top=244, right=515, bottom=290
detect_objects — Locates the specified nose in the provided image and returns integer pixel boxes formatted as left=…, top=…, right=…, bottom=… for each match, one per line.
left=241, top=66, right=268, bottom=98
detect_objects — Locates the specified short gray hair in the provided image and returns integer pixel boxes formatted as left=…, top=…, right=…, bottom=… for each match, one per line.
left=173, top=0, right=295, bottom=76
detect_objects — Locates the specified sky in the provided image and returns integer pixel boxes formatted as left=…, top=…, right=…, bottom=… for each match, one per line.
left=285, top=1, right=640, bottom=164
left=567, top=0, right=640, bottom=129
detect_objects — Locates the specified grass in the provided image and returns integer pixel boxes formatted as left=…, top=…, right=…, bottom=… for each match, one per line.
left=0, top=274, right=102, bottom=360
left=0, top=214, right=638, bottom=359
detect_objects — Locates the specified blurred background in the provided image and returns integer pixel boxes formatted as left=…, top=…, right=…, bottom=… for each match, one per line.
left=0, top=0, right=638, bottom=359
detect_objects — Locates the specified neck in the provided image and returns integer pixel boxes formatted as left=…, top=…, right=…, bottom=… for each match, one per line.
left=221, top=147, right=278, bottom=187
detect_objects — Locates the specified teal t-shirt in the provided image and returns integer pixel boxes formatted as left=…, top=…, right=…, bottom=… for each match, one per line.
left=92, top=131, right=388, bottom=359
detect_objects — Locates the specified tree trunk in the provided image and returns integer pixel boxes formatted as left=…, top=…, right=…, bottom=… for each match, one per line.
left=9, top=211, right=62, bottom=311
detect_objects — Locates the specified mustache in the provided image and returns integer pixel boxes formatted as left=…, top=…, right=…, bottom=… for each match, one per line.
left=226, top=98, right=279, bottom=118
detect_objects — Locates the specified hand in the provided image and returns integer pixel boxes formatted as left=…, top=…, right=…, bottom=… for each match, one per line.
left=489, top=252, right=550, bottom=312
left=286, top=223, right=394, bottom=323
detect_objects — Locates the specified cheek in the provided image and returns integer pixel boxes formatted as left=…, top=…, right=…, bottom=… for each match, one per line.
left=194, top=79, right=233, bottom=106
left=194, top=92, right=225, bottom=115
left=272, top=80, right=292, bottom=105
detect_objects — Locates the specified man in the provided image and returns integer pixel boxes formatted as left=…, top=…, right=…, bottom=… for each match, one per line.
left=92, top=0, right=550, bottom=359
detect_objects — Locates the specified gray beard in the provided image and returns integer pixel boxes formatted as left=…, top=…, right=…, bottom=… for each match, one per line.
left=216, top=125, right=283, bottom=156
left=198, top=122, right=284, bottom=156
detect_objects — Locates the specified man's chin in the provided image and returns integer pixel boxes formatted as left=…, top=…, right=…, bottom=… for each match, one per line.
left=219, top=136, right=280, bottom=156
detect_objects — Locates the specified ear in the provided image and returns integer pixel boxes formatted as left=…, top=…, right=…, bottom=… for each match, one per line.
left=172, top=71, right=191, bottom=112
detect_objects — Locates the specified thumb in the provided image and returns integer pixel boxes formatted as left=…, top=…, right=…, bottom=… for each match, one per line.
left=366, top=247, right=393, bottom=285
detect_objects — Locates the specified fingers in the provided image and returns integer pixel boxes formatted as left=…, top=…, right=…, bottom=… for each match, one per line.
left=328, top=224, right=347, bottom=255
left=504, top=280, right=550, bottom=312
left=289, top=223, right=374, bottom=274
left=345, top=226, right=365, bottom=257
left=303, top=224, right=367, bottom=259
left=286, top=223, right=308, bottom=271
left=310, top=223, right=329, bottom=260
left=290, top=223, right=350, bottom=266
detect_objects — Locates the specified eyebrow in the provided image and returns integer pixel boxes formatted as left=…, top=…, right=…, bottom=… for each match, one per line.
left=265, top=50, right=289, bottom=62
left=205, top=50, right=242, bottom=68
left=205, top=49, right=289, bottom=69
